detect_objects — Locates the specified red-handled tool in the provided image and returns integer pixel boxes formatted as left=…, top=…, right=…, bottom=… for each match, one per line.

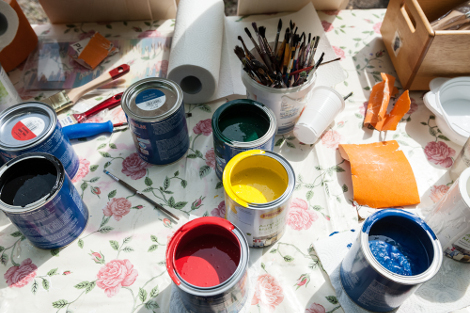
left=43, top=64, right=130, bottom=112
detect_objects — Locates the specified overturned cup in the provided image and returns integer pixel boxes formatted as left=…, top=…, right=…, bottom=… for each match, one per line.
left=293, top=86, right=345, bottom=144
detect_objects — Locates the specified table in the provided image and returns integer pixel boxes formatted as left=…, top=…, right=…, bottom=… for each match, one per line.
left=0, top=8, right=463, bottom=313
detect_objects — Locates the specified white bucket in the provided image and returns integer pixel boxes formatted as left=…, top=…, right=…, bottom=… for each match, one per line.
left=241, top=70, right=317, bottom=135
left=293, top=86, right=345, bottom=144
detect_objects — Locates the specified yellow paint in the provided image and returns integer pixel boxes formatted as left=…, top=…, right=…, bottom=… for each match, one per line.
left=223, top=150, right=288, bottom=207
left=231, top=168, right=286, bottom=203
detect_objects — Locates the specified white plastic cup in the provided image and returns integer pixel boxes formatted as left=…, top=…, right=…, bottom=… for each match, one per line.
left=293, top=86, right=345, bottom=144
left=449, top=136, right=470, bottom=181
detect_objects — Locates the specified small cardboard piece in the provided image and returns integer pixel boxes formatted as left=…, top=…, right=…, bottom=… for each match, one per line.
left=339, top=140, right=420, bottom=208
left=69, top=33, right=118, bottom=70
left=364, top=73, right=410, bottom=131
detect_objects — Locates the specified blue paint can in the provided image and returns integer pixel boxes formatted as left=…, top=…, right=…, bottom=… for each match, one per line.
left=122, top=78, right=189, bottom=165
left=0, top=102, right=79, bottom=179
left=0, top=153, right=89, bottom=249
left=212, top=99, right=276, bottom=180
left=340, top=209, right=442, bottom=312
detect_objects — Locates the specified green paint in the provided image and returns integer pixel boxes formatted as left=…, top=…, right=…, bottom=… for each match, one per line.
left=219, top=115, right=268, bottom=142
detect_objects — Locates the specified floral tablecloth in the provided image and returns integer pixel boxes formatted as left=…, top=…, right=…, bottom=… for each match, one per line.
left=0, top=8, right=463, bottom=313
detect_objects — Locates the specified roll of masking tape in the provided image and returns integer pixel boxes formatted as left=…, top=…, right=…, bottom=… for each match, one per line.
left=0, top=0, right=37, bottom=72
left=0, top=0, right=19, bottom=52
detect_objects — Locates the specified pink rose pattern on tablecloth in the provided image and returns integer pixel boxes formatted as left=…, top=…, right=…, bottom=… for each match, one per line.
left=4, top=258, right=37, bottom=288
left=211, top=201, right=226, bottom=218
left=424, top=141, right=455, bottom=168
left=103, top=197, right=132, bottom=221
left=205, top=148, right=216, bottom=169
left=252, top=274, right=284, bottom=311
left=193, top=119, right=212, bottom=136
left=72, top=158, right=90, bottom=183
left=121, top=153, right=152, bottom=180
left=373, top=22, right=382, bottom=34
left=430, top=185, right=450, bottom=203
left=321, top=130, right=342, bottom=149
left=287, top=198, right=318, bottom=231
left=322, top=21, right=333, bottom=32
left=96, top=259, right=138, bottom=297
left=110, top=107, right=127, bottom=124
left=305, top=303, right=326, bottom=313
left=332, top=46, right=345, bottom=59
left=408, top=97, right=418, bottom=114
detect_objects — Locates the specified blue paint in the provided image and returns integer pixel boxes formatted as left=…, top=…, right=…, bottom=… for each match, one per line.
left=127, top=102, right=189, bottom=165
left=346, top=243, right=352, bottom=249
left=0, top=102, right=79, bottom=179
left=0, top=153, right=88, bottom=250
left=340, top=209, right=441, bottom=312
left=329, top=231, right=339, bottom=236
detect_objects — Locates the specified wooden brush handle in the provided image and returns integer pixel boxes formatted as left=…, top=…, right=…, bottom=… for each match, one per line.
left=66, top=64, right=130, bottom=104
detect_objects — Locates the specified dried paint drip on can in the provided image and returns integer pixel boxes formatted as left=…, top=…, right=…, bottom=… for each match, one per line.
left=223, top=150, right=295, bottom=248
left=166, top=217, right=249, bottom=312
left=212, top=99, right=276, bottom=180
left=122, top=78, right=189, bottom=165
left=0, top=153, right=89, bottom=249
left=340, top=209, right=442, bottom=312
left=0, top=102, right=79, bottom=179
left=0, top=64, right=21, bottom=111
left=426, top=167, right=470, bottom=262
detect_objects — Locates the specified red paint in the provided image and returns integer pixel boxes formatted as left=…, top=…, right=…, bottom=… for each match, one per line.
left=12, top=121, right=36, bottom=141
left=175, top=234, right=240, bottom=287
left=166, top=217, right=239, bottom=287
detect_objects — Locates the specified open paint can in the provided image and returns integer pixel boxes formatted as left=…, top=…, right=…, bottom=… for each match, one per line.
left=223, top=150, right=295, bottom=247
left=0, top=102, right=79, bottom=179
left=212, top=99, right=276, bottom=180
left=340, top=209, right=442, bottom=312
left=241, top=60, right=317, bottom=135
left=0, top=153, right=89, bottom=249
left=121, top=77, right=189, bottom=165
left=426, top=167, right=470, bottom=262
left=166, top=217, right=249, bottom=312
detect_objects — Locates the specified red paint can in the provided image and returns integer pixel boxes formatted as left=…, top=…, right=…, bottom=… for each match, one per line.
left=166, top=217, right=249, bottom=312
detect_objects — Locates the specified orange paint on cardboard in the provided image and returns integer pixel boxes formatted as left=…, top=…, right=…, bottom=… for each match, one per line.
left=69, top=32, right=118, bottom=70
left=381, top=90, right=411, bottom=131
left=339, top=140, right=420, bottom=208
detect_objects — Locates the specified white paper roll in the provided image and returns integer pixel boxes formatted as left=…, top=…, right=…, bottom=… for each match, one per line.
left=0, top=0, right=19, bottom=52
left=167, top=0, right=224, bottom=104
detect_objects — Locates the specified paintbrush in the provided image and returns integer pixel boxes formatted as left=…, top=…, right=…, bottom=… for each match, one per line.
left=62, top=121, right=128, bottom=140
left=238, top=36, right=256, bottom=61
left=42, top=64, right=130, bottom=112
left=308, top=36, right=320, bottom=67
left=273, top=19, right=282, bottom=59
left=104, top=170, right=179, bottom=223
left=288, top=57, right=341, bottom=77
left=276, top=28, right=290, bottom=70
left=252, top=22, right=275, bottom=75
left=307, top=52, right=325, bottom=82
left=234, top=46, right=268, bottom=84
left=58, top=92, right=123, bottom=127
left=244, top=27, right=263, bottom=62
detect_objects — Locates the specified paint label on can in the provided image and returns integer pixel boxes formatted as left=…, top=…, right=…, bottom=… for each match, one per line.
left=227, top=204, right=286, bottom=248
left=444, top=233, right=470, bottom=262
left=357, top=279, right=404, bottom=309
left=135, top=89, right=166, bottom=111
left=11, top=117, right=45, bottom=141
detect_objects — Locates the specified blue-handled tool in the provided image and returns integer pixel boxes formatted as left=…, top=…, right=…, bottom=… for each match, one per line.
left=62, top=121, right=127, bottom=140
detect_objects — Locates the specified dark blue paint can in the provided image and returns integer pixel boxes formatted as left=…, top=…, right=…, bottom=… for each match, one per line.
left=340, top=209, right=442, bottom=312
left=122, top=78, right=189, bottom=165
left=212, top=99, right=276, bottom=180
left=0, top=153, right=88, bottom=249
left=0, top=102, right=79, bottom=179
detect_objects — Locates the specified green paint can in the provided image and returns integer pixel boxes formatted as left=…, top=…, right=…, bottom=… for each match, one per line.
left=211, top=99, right=276, bottom=180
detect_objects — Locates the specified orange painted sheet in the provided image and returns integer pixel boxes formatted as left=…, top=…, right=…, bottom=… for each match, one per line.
left=363, top=73, right=408, bottom=131
left=72, top=32, right=118, bottom=70
left=339, top=140, right=420, bottom=208
left=381, top=90, right=411, bottom=131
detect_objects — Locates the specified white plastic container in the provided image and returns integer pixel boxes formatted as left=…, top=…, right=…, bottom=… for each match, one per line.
left=450, top=136, right=470, bottom=181
left=293, top=86, right=345, bottom=144
left=241, top=70, right=317, bottom=134
left=423, top=77, right=470, bottom=146
left=426, top=167, right=470, bottom=262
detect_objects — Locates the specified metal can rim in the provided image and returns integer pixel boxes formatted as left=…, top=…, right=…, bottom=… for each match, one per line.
left=0, top=152, right=65, bottom=214
left=360, top=208, right=443, bottom=285
left=121, top=77, right=184, bottom=122
left=166, top=217, right=249, bottom=296
left=212, top=99, right=277, bottom=148
left=0, top=102, right=57, bottom=152
left=222, top=150, right=295, bottom=210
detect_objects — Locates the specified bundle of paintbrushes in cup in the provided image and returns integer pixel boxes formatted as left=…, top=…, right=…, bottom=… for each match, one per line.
left=236, top=19, right=339, bottom=134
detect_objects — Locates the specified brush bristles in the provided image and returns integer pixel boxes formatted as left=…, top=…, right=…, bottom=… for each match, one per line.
left=244, top=27, right=252, bottom=38
left=252, top=22, right=259, bottom=34
left=259, top=26, right=266, bottom=38
left=234, top=46, right=246, bottom=61
left=278, top=19, right=282, bottom=31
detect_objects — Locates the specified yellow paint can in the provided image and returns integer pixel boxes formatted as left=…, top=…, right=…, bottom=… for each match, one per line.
left=223, top=150, right=295, bottom=248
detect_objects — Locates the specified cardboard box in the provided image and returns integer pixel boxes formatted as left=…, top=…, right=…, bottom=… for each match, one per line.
left=381, top=0, right=470, bottom=90
left=38, top=0, right=177, bottom=24
left=237, top=0, right=349, bottom=16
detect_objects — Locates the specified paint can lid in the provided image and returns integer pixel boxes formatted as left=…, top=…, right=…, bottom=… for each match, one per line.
left=0, top=102, right=56, bottom=151
left=122, top=78, right=183, bottom=122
